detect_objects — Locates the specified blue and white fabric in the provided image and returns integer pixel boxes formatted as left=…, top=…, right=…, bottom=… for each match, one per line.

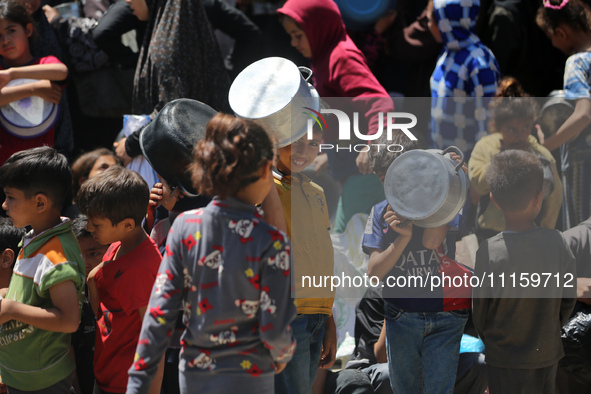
left=430, top=0, right=500, bottom=159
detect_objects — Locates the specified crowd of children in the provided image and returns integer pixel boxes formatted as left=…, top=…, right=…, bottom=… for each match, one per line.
left=1, top=0, right=591, bottom=393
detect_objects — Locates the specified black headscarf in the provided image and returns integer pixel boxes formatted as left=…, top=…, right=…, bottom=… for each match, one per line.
left=133, top=0, right=231, bottom=115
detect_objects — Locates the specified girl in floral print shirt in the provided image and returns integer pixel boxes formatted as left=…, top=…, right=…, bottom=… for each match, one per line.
left=127, top=113, right=297, bottom=394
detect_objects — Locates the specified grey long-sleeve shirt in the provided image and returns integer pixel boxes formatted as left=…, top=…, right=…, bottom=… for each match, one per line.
left=127, top=197, right=296, bottom=393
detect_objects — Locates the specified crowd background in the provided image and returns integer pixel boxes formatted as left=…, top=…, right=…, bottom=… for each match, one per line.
left=1, top=0, right=591, bottom=393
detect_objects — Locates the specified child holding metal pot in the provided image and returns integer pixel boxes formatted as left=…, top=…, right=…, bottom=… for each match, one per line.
left=536, top=0, right=591, bottom=228
left=278, top=0, right=395, bottom=234
left=468, top=78, right=562, bottom=244
left=363, top=132, right=471, bottom=394
left=472, top=149, right=576, bottom=394
left=270, top=123, right=338, bottom=394
left=0, top=0, right=68, bottom=166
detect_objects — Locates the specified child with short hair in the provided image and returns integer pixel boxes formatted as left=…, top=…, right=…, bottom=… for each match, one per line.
left=0, top=216, right=24, bottom=288
left=364, top=132, right=471, bottom=393
left=126, top=113, right=296, bottom=394
left=473, top=150, right=576, bottom=394
left=271, top=125, right=337, bottom=394
left=77, top=165, right=163, bottom=394
left=0, top=216, right=22, bottom=393
left=278, top=0, right=395, bottom=233
left=0, top=146, right=85, bottom=392
left=71, top=215, right=108, bottom=394
left=468, top=78, right=563, bottom=242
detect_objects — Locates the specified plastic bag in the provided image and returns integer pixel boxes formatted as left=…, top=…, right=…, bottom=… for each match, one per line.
left=560, top=302, right=591, bottom=386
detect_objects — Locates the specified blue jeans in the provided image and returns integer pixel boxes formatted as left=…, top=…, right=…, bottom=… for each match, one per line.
left=384, top=302, right=468, bottom=394
left=275, top=314, right=327, bottom=394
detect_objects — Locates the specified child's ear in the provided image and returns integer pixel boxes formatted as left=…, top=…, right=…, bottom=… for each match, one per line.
left=554, top=26, right=567, bottom=40
left=0, top=249, right=14, bottom=268
left=121, top=218, right=136, bottom=232
left=489, top=192, right=502, bottom=210
left=260, top=161, right=272, bottom=180
left=533, top=190, right=543, bottom=210
left=25, top=23, right=33, bottom=38
left=35, top=193, right=49, bottom=213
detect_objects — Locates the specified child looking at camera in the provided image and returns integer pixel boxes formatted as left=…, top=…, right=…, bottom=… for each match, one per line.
left=468, top=78, right=562, bottom=243
left=271, top=125, right=337, bottom=394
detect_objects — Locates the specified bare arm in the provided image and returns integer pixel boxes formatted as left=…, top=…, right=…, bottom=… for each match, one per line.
left=368, top=208, right=412, bottom=280
left=577, top=277, right=591, bottom=303
left=374, top=320, right=387, bottom=364
left=86, top=262, right=104, bottom=318
left=0, top=280, right=80, bottom=332
left=138, top=306, right=165, bottom=394
left=319, top=315, right=337, bottom=369
left=261, top=185, right=288, bottom=234
left=543, top=98, right=591, bottom=151
left=0, top=80, right=62, bottom=106
left=0, top=63, right=68, bottom=83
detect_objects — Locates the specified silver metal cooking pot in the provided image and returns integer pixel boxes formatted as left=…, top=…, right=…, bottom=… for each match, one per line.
left=538, top=90, right=574, bottom=139
left=384, top=146, right=468, bottom=228
left=228, top=57, right=320, bottom=147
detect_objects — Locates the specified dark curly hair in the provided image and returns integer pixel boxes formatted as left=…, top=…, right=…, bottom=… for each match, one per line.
left=536, top=0, right=590, bottom=33
left=489, top=77, right=539, bottom=133
left=486, top=150, right=543, bottom=212
left=191, top=113, right=275, bottom=200
left=368, top=131, right=422, bottom=176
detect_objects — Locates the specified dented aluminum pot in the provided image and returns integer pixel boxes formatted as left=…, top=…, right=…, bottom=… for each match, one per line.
left=228, top=57, right=320, bottom=148
left=384, top=146, right=468, bottom=228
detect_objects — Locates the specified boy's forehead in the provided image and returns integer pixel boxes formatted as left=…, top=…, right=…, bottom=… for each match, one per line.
left=77, top=236, right=106, bottom=251
left=87, top=215, right=112, bottom=225
left=3, top=186, right=27, bottom=197
left=302, top=130, right=323, bottom=142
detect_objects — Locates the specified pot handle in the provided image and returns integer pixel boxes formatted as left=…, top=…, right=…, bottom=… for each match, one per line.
left=298, top=66, right=313, bottom=82
left=441, top=146, right=465, bottom=174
